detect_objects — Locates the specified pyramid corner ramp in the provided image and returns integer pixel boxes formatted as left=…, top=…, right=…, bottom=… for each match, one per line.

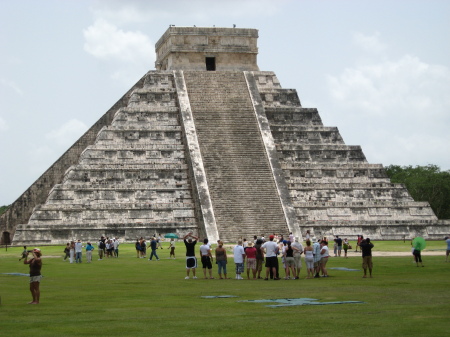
left=0, top=73, right=148, bottom=244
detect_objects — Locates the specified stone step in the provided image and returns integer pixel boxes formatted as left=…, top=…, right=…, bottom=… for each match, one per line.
left=184, top=71, right=289, bottom=239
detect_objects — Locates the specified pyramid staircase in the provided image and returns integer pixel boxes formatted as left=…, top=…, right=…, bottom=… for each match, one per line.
left=182, top=71, right=289, bottom=242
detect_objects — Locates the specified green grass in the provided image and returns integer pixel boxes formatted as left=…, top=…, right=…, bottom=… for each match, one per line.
left=1, top=242, right=449, bottom=336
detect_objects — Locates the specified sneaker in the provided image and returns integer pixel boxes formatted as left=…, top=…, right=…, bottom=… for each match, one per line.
left=193, top=276, right=197, bottom=279
left=185, top=276, right=190, bottom=279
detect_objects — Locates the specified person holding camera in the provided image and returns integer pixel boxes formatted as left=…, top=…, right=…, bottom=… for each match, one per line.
left=24, top=248, right=43, bottom=304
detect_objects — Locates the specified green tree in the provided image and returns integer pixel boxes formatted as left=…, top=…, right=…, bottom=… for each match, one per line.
left=0, top=205, right=9, bottom=216
left=385, top=165, right=450, bottom=219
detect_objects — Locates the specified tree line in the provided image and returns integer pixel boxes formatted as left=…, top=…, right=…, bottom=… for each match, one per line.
left=385, top=164, right=450, bottom=219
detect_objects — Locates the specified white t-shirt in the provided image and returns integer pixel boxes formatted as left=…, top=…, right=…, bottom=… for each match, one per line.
left=75, top=242, right=83, bottom=253
left=320, top=245, right=329, bottom=258
left=233, top=245, right=245, bottom=263
left=262, top=241, right=278, bottom=257
left=291, top=242, right=303, bottom=256
left=113, top=240, right=119, bottom=249
left=200, top=244, right=210, bottom=256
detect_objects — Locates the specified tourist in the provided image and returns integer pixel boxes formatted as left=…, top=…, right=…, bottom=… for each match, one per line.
left=333, top=236, right=338, bottom=257
left=355, top=235, right=363, bottom=252
left=446, top=236, right=450, bottom=262
left=135, top=238, right=141, bottom=258
left=343, top=238, right=349, bottom=258
left=291, top=237, right=303, bottom=278
left=85, top=242, right=94, bottom=263
left=157, top=234, right=163, bottom=249
left=253, top=235, right=258, bottom=244
left=313, top=239, right=322, bottom=278
left=140, top=238, right=146, bottom=258
left=360, top=238, right=374, bottom=277
left=261, top=235, right=280, bottom=280
left=289, top=232, right=294, bottom=242
left=412, top=240, right=424, bottom=267
left=304, top=240, right=314, bottom=279
left=200, top=238, right=214, bottom=279
left=149, top=237, right=160, bottom=261
left=280, top=240, right=287, bottom=277
left=335, top=236, right=343, bottom=257
left=245, top=242, right=257, bottom=279
left=320, top=240, right=329, bottom=277
left=98, top=238, right=105, bottom=260
left=233, top=240, right=246, bottom=280
left=243, top=238, right=248, bottom=248
left=19, top=245, right=27, bottom=261
left=183, top=232, right=199, bottom=279
left=69, top=241, right=75, bottom=264
left=106, top=239, right=114, bottom=258
left=284, top=241, right=296, bottom=280
left=24, top=248, right=42, bottom=304
left=305, top=230, right=311, bottom=241
left=254, top=238, right=264, bottom=279
left=168, top=238, right=176, bottom=259
left=63, top=243, right=70, bottom=261
left=215, top=241, right=228, bottom=279
left=113, top=238, right=120, bottom=258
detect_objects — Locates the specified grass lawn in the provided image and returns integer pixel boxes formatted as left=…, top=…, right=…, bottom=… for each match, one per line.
left=0, top=241, right=448, bottom=337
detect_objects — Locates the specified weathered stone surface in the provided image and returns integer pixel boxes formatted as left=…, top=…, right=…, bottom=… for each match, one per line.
left=2, top=27, right=447, bottom=245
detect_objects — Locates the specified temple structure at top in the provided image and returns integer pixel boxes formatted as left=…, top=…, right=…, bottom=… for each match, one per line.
left=1, top=26, right=448, bottom=245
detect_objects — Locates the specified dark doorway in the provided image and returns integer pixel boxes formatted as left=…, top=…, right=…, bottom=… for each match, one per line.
left=206, top=57, right=216, bottom=71
left=1, top=231, right=11, bottom=245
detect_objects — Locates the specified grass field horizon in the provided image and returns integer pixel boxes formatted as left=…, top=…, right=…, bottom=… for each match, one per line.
left=1, top=240, right=449, bottom=336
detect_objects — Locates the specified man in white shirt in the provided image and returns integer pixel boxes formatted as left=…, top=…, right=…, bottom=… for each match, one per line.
left=113, top=238, right=120, bottom=258
left=291, top=238, right=303, bottom=279
left=233, top=240, right=245, bottom=279
left=313, top=239, right=322, bottom=278
left=199, top=239, right=214, bottom=279
left=75, top=239, right=83, bottom=263
left=261, top=235, right=280, bottom=280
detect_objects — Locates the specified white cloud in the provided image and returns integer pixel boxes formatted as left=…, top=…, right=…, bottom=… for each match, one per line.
left=326, top=33, right=450, bottom=168
left=83, top=18, right=154, bottom=63
left=353, top=32, right=387, bottom=54
left=0, top=117, right=8, bottom=131
left=0, top=78, right=24, bottom=96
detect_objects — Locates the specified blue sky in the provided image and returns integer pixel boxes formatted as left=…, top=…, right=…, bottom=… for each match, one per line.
left=1, top=0, right=449, bottom=205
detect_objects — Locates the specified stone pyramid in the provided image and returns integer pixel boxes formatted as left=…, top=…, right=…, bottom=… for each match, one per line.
left=1, top=27, right=447, bottom=245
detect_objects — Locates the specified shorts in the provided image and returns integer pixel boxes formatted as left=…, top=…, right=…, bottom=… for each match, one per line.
left=362, top=256, right=373, bottom=269
left=30, top=275, right=42, bottom=283
left=305, top=257, right=314, bottom=269
left=201, top=256, right=212, bottom=269
left=186, top=256, right=197, bottom=269
left=235, top=263, right=244, bottom=274
left=293, top=255, right=302, bottom=269
left=320, top=257, right=328, bottom=267
left=314, top=260, right=321, bottom=268
left=337, top=246, right=342, bottom=251
left=247, top=258, right=256, bottom=270
left=285, top=256, right=295, bottom=268
left=265, top=256, right=278, bottom=269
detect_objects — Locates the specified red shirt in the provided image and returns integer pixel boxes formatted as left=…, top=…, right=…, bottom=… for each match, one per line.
left=245, top=247, right=257, bottom=259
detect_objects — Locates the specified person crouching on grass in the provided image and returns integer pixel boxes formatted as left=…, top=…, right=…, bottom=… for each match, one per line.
left=24, top=248, right=42, bottom=304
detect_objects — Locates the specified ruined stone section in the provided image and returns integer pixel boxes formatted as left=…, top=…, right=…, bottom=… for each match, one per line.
left=155, top=27, right=259, bottom=71
left=0, top=74, right=147, bottom=244
left=183, top=71, right=289, bottom=241
left=244, top=71, right=301, bottom=241
left=12, top=71, right=198, bottom=245
left=252, top=70, right=439, bottom=239
left=173, top=70, right=219, bottom=242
